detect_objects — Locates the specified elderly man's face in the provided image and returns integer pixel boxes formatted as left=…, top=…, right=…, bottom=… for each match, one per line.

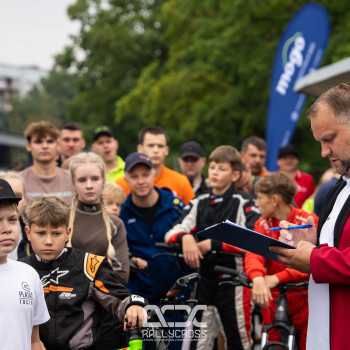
left=311, top=103, right=350, bottom=177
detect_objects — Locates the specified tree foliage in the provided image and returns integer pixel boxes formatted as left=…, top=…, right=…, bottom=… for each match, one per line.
left=59, top=0, right=166, bottom=153
left=5, top=0, right=350, bottom=178
left=115, top=0, right=350, bottom=176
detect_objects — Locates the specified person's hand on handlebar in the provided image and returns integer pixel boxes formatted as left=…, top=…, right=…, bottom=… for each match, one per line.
left=182, top=234, right=203, bottom=269
left=197, top=239, right=211, bottom=255
left=124, top=306, right=146, bottom=330
left=131, top=257, right=148, bottom=270
left=264, top=275, right=279, bottom=289
left=252, top=276, right=271, bottom=309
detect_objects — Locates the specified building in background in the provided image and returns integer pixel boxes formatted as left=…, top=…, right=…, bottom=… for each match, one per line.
left=0, top=63, right=47, bottom=169
left=0, top=63, right=47, bottom=114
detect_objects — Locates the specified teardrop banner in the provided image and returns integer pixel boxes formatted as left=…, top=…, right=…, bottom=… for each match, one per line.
left=265, top=3, right=330, bottom=171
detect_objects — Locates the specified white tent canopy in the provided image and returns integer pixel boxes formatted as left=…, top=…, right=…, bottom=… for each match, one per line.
left=294, top=56, right=350, bottom=97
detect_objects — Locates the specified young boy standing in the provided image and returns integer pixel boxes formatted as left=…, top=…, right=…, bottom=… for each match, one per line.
left=0, top=179, right=49, bottom=350
left=20, top=121, right=74, bottom=205
left=165, top=146, right=260, bottom=350
left=245, top=172, right=319, bottom=350
left=21, top=196, right=147, bottom=350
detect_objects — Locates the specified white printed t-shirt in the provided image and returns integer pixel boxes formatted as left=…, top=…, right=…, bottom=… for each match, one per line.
left=0, top=259, right=49, bottom=350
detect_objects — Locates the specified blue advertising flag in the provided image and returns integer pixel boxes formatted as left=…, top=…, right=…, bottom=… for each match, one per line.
left=265, top=3, right=330, bottom=171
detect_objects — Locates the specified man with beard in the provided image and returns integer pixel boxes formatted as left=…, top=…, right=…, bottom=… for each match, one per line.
left=271, top=83, right=350, bottom=350
left=20, top=121, right=74, bottom=205
left=240, top=136, right=269, bottom=177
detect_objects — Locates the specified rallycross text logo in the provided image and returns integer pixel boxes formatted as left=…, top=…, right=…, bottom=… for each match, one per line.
left=143, top=305, right=207, bottom=328
left=142, top=305, right=208, bottom=342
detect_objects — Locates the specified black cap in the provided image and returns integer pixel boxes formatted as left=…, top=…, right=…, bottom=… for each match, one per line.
left=93, top=125, right=114, bottom=141
left=278, top=145, right=299, bottom=159
left=179, top=141, right=204, bottom=159
left=0, top=179, right=21, bottom=203
left=125, top=152, right=154, bottom=172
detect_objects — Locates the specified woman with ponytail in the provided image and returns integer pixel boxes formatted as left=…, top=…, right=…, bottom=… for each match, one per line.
left=68, top=152, right=129, bottom=284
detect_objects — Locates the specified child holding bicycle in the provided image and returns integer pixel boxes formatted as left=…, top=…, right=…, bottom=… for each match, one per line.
left=165, top=145, right=260, bottom=350
left=245, top=172, right=319, bottom=350
left=21, top=196, right=147, bottom=350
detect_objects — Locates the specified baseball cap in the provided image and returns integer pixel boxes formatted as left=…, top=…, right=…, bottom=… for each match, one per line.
left=179, top=141, right=204, bottom=159
left=125, top=152, right=154, bottom=172
left=0, top=179, right=21, bottom=203
left=278, top=145, right=299, bottom=159
left=93, top=125, right=114, bottom=141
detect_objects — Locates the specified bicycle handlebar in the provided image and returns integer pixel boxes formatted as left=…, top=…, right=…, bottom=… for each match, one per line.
left=155, top=242, right=182, bottom=251
left=154, top=242, right=245, bottom=259
left=214, top=265, right=239, bottom=277
left=115, top=326, right=143, bottom=350
left=165, top=272, right=201, bottom=298
left=213, top=265, right=251, bottom=288
left=278, top=281, right=309, bottom=290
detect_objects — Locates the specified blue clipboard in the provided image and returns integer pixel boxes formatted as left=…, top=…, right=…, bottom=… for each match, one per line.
left=198, top=220, right=295, bottom=262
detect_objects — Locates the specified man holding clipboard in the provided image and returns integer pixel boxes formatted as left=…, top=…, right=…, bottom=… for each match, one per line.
left=271, top=83, right=350, bottom=350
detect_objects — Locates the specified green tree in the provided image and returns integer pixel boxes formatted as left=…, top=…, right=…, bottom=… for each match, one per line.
left=115, top=0, right=350, bottom=177
left=59, top=0, right=166, bottom=154
left=9, top=0, right=350, bottom=179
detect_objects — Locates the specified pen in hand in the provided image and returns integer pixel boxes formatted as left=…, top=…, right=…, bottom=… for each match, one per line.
left=269, top=224, right=313, bottom=231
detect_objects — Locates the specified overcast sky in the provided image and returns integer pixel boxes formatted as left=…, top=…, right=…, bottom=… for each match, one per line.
left=0, top=0, right=79, bottom=70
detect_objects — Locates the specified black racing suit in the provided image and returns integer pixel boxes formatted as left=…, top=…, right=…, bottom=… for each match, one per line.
left=21, top=248, right=146, bottom=350
left=165, top=184, right=260, bottom=350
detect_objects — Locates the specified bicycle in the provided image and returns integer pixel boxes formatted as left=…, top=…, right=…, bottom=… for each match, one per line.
left=213, top=265, right=257, bottom=350
left=117, top=271, right=201, bottom=350
left=155, top=242, right=252, bottom=350
left=260, top=281, right=308, bottom=350
left=214, top=265, right=308, bottom=350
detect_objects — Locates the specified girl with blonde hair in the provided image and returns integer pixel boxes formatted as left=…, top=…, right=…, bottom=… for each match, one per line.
left=68, top=152, right=129, bottom=284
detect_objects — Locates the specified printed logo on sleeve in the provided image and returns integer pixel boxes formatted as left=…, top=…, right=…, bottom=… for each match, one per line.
left=131, top=295, right=145, bottom=303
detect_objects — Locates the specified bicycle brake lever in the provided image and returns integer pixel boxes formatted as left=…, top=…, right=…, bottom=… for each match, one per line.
left=238, top=272, right=252, bottom=288
left=177, top=272, right=201, bottom=287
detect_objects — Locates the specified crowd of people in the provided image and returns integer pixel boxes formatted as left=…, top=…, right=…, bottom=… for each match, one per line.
left=1, top=83, right=350, bottom=350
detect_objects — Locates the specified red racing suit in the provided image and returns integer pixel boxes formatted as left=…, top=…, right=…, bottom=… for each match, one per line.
left=245, top=206, right=319, bottom=350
